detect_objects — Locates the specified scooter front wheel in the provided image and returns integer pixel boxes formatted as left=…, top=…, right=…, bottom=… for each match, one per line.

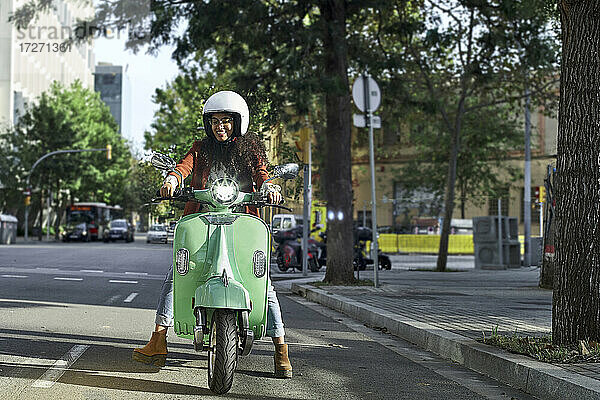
left=208, top=309, right=238, bottom=394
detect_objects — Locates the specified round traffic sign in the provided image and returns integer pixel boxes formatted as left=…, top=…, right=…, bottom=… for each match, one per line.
left=352, top=75, right=381, bottom=113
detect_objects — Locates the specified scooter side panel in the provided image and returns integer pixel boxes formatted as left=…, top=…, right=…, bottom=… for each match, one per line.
left=172, top=213, right=211, bottom=338
left=227, top=214, right=270, bottom=339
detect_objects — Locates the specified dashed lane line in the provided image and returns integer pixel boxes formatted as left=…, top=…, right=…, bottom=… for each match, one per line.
left=31, top=344, right=89, bottom=388
left=123, top=292, right=138, bottom=303
left=125, top=272, right=148, bottom=275
left=80, top=269, right=104, bottom=273
left=108, top=280, right=138, bottom=284
left=1, top=275, right=28, bottom=278
left=53, top=277, right=83, bottom=281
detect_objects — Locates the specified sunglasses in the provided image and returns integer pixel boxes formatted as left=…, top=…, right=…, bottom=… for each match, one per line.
left=210, top=117, right=234, bottom=127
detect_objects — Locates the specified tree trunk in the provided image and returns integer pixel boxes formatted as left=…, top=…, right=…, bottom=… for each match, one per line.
left=539, top=202, right=555, bottom=289
left=38, top=187, right=43, bottom=241
left=460, top=180, right=466, bottom=219
left=540, top=167, right=556, bottom=289
left=321, top=0, right=354, bottom=284
left=436, top=125, right=460, bottom=271
left=553, top=0, right=600, bottom=345
left=54, top=179, right=61, bottom=241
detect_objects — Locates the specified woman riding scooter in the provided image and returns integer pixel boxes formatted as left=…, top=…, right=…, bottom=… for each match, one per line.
left=132, top=91, right=292, bottom=378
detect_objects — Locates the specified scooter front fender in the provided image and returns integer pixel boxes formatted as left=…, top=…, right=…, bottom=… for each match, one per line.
left=195, top=277, right=251, bottom=310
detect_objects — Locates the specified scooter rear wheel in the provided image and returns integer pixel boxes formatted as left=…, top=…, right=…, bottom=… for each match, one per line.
left=208, top=309, right=238, bottom=394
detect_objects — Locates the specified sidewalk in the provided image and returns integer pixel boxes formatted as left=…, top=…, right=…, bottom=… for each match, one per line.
left=291, top=266, right=600, bottom=400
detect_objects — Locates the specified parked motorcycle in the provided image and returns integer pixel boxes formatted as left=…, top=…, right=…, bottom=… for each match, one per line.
left=273, top=225, right=321, bottom=272
left=151, top=152, right=299, bottom=394
left=318, top=227, right=392, bottom=271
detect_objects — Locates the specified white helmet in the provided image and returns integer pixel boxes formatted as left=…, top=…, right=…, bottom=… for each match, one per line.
left=202, top=91, right=249, bottom=141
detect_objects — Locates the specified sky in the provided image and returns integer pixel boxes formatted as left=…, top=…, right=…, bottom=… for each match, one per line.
left=93, top=33, right=181, bottom=156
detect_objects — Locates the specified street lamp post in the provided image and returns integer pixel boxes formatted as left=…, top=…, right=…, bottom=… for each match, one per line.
left=523, top=80, right=532, bottom=267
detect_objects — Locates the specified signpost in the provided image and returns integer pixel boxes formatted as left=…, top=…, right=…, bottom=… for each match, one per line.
left=352, top=73, right=381, bottom=287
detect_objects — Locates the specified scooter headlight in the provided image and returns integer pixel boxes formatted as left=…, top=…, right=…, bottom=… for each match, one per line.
left=210, top=178, right=239, bottom=205
left=176, top=248, right=189, bottom=276
left=253, top=250, right=266, bottom=278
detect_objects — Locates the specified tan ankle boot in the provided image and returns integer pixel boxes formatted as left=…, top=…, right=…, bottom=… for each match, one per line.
left=132, top=331, right=168, bottom=367
left=274, top=343, right=292, bottom=378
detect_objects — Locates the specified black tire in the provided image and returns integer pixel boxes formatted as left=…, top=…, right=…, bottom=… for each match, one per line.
left=208, top=310, right=238, bottom=394
left=353, top=258, right=366, bottom=271
left=276, top=253, right=288, bottom=272
left=381, top=258, right=392, bottom=270
left=309, top=257, right=320, bottom=272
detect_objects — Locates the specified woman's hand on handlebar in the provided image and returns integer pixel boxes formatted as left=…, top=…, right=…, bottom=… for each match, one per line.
left=160, top=181, right=175, bottom=197
left=267, top=191, right=283, bottom=204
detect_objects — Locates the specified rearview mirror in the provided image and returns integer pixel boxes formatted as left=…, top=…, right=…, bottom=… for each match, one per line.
left=151, top=153, right=176, bottom=171
left=273, top=163, right=300, bottom=180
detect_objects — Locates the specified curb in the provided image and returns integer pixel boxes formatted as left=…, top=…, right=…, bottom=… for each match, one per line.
left=291, top=283, right=600, bottom=400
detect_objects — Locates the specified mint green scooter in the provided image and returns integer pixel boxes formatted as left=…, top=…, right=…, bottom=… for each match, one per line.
left=151, top=153, right=298, bottom=394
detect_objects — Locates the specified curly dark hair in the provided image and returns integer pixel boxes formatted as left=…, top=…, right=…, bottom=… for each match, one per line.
left=196, top=131, right=269, bottom=184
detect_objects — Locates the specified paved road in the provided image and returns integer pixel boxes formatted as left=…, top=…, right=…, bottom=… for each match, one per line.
left=0, top=238, right=535, bottom=399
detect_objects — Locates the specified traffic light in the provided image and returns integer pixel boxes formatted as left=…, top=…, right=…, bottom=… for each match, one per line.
left=539, top=185, right=546, bottom=203
left=23, top=189, right=31, bottom=206
left=106, top=144, right=112, bottom=160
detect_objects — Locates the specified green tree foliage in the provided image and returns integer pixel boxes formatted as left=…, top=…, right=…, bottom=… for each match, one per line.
left=396, top=101, right=524, bottom=220
left=360, top=0, right=559, bottom=270
left=0, top=81, right=133, bottom=233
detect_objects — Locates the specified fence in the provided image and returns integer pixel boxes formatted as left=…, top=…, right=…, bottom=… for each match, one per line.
left=368, top=233, right=540, bottom=255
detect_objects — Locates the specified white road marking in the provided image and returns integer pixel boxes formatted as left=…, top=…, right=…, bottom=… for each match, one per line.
left=1, top=275, right=28, bottom=278
left=109, top=280, right=138, bottom=284
left=255, top=339, right=348, bottom=349
left=36, top=267, right=59, bottom=271
left=53, top=277, right=83, bottom=281
left=31, top=344, right=89, bottom=388
left=123, top=292, right=139, bottom=303
left=106, top=295, right=121, bottom=304
left=80, top=269, right=104, bottom=273
left=125, top=272, right=147, bottom=275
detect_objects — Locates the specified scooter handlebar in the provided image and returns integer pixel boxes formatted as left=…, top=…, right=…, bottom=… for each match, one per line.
left=152, top=187, right=187, bottom=202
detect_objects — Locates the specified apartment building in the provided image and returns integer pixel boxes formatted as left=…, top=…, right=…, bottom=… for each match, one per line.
left=0, top=0, right=95, bottom=128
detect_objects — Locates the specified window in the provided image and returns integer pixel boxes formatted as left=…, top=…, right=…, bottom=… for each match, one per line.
left=103, top=74, right=115, bottom=84
left=357, top=210, right=372, bottom=227
left=488, top=188, right=510, bottom=216
left=272, top=217, right=281, bottom=229
left=282, top=218, right=292, bottom=229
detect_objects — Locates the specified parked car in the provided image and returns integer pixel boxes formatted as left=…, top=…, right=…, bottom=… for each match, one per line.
left=103, top=219, right=134, bottom=243
left=147, top=224, right=168, bottom=244
left=271, top=214, right=303, bottom=236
